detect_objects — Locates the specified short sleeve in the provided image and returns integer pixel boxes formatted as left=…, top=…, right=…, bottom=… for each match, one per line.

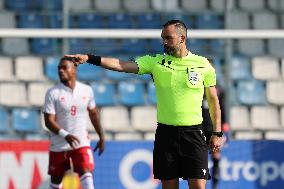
left=135, top=55, right=155, bottom=74
left=204, top=63, right=216, bottom=87
left=88, top=87, right=96, bottom=109
left=43, top=89, right=56, bottom=114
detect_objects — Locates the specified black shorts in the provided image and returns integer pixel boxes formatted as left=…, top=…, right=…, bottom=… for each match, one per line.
left=153, top=123, right=210, bottom=180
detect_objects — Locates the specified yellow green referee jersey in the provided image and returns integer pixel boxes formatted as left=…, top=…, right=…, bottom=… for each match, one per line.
left=136, top=53, right=216, bottom=126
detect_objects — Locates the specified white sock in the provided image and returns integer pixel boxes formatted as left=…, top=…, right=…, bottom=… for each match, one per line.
left=50, top=183, right=62, bottom=189
left=80, top=172, right=94, bottom=189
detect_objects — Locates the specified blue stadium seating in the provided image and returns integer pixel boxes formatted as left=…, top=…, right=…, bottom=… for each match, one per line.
left=91, top=82, right=116, bottom=106
left=68, top=38, right=91, bottom=54
left=105, top=70, right=132, bottom=81
left=136, top=13, right=162, bottom=29
left=78, top=13, right=105, bottom=28
left=0, top=107, right=9, bottom=133
left=147, top=82, right=156, bottom=104
left=164, top=13, right=193, bottom=28
left=135, top=74, right=153, bottom=82
left=210, top=39, right=225, bottom=56
left=5, top=0, right=33, bottom=11
left=31, top=38, right=59, bottom=55
left=148, top=39, right=163, bottom=54
left=118, top=82, right=145, bottom=106
left=188, top=39, right=208, bottom=55
left=77, top=64, right=105, bottom=81
left=49, top=14, right=62, bottom=28
left=45, top=57, right=59, bottom=81
left=121, top=39, right=148, bottom=54
left=18, top=13, right=45, bottom=28
left=92, top=39, right=120, bottom=55
left=35, top=0, right=62, bottom=10
left=107, top=13, right=133, bottom=28
left=237, top=80, right=267, bottom=105
left=12, top=109, right=40, bottom=133
left=196, top=14, right=224, bottom=29
left=230, top=55, right=252, bottom=80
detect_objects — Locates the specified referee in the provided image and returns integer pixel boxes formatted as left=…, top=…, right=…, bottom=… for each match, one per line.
left=65, top=20, right=222, bottom=189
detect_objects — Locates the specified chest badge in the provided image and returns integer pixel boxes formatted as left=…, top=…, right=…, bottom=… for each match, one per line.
left=188, top=71, right=199, bottom=85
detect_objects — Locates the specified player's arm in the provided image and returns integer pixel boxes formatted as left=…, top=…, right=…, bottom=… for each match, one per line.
left=88, top=107, right=105, bottom=156
left=44, top=113, right=80, bottom=148
left=64, top=54, right=139, bottom=73
left=205, top=86, right=222, bottom=152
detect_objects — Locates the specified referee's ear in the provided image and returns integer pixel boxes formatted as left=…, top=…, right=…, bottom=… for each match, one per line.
left=180, top=34, right=186, bottom=44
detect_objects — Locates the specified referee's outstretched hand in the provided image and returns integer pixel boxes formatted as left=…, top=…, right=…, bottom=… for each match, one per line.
left=209, top=135, right=222, bottom=153
left=64, top=54, right=88, bottom=66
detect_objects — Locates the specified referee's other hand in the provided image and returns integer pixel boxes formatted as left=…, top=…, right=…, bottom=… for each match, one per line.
left=209, top=135, right=222, bottom=153
left=64, top=54, right=88, bottom=66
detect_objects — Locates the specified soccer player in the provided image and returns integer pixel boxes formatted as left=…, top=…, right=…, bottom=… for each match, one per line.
left=65, top=20, right=222, bottom=189
left=43, top=57, right=105, bottom=189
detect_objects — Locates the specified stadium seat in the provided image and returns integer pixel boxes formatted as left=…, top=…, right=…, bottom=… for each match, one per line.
left=27, top=82, right=53, bottom=107
left=230, top=55, right=251, bottom=80
left=121, top=39, right=148, bottom=54
left=239, top=0, right=265, bottom=11
left=68, top=0, right=92, bottom=11
left=268, top=39, right=284, bottom=57
left=234, top=131, right=263, bottom=140
left=0, top=57, right=14, bottom=81
left=251, top=106, right=281, bottom=130
left=230, top=106, right=251, bottom=130
left=196, top=14, right=224, bottom=29
left=0, top=12, right=15, bottom=28
left=5, top=0, right=32, bottom=10
left=123, top=0, right=151, bottom=12
left=252, top=12, right=278, bottom=30
left=237, top=39, right=265, bottom=56
left=100, top=106, right=132, bottom=132
left=18, top=13, right=45, bottom=28
left=90, top=82, right=116, bottom=106
left=88, top=133, right=113, bottom=140
left=49, top=13, right=62, bottom=28
left=136, top=13, right=162, bottom=29
left=31, top=38, right=59, bottom=55
left=77, top=13, right=105, bottom=28
left=107, top=13, right=133, bottom=29
left=105, top=70, right=132, bottom=81
left=188, top=39, right=208, bottom=55
left=226, top=11, right=250, bottom=29
left=45, top=57, right=60, bottom=81
left=92, top=39, right=120, bottom=55
left=34, top=0, right=62, bottom=10
left=131, top=106, right=157, bottom=132
left=266, top=81, right=284, bottom=105
left=0, top=83, right=27, bottom=106
left=252, top=56, right=280, bottom=80
left=147, top=82, right=156, bottom=104
left=77, top=63, right=105, bottom=81
left=211, top=0, right=227, bottom=12
left=144, top=132, right=155, bottom=140
left=181, top=0, right=207, bottom=12
left=268, top=0, right=284, bottom=12
left=94, top=0, right=122, bottom=12
left=151, top=0, right=180, bottom=12
left=229, top=87, right=239, bottom=105
left=68, top=38, right=91, bottom=54
left=114, top=132, right=143, bottom=140
left=135, top=74, right=153, bottom=82
left=265, top=131, right=284, bottom=140
left=0, top=107, right=9, bottom=133
left=237, top=80, right=267, bottom=105
left=15, top=56, right=45, bottom=81
left=148, top=39, right=163, bottom=54
left=118, top=82, right=145, bottom=106
left=210, top=39, right=225, bottom=56
left=12, top=108, right=40, bottom=133
left=2, top=38, right=29, bottom=56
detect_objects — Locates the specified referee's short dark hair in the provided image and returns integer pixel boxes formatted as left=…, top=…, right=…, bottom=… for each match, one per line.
left=163, top=20, right=187, bottom=37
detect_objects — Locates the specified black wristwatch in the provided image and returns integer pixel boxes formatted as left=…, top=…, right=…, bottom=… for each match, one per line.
left=212, top=131, right=223, bottom=137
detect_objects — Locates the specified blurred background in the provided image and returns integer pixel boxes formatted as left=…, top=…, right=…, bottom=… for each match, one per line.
left=0, top=0, right=284, bottom=189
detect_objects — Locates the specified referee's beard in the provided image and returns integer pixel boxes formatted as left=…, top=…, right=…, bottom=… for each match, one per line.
left=164, top=45, right=180, bottom=56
